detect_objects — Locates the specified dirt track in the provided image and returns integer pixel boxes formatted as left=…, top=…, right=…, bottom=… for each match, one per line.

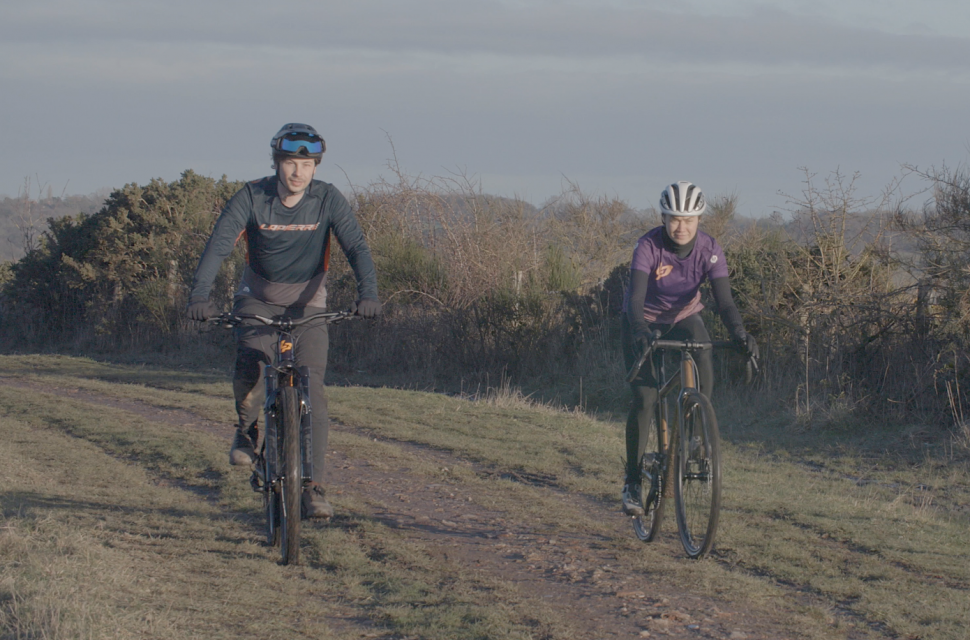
left=7, top=377, right=803, bottom=639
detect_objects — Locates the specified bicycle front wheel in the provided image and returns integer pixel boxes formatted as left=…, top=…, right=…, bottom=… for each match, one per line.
left=673, top=390, right=721, bottom=559
left=279, top=385, right=302, bottom=566
left=632, top=411, right=669, bottom=542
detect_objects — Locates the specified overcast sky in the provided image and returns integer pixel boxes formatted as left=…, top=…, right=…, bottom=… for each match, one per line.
left=2, top=0, right=969, bottom=216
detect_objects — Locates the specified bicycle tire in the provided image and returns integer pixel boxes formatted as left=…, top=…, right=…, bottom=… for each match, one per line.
left=632, top=409, right=669, bottom=542
left=279, top=385, right=302, bottom=565
left=673, top=390, right=721, bottom=559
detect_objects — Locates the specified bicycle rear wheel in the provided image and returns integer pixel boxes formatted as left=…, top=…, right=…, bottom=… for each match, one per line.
left=673, top=390, right=721, bottom=559
left=279, top=385, right=302, bottom=566
left=632, top=411, right=669, bottom=542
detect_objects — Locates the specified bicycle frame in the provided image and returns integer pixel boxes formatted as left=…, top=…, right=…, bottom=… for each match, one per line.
left=256, top=330, right=313, bottom=503
left=655, top=342, right=701, bottom=442
left=632, top=339, right=713, bottom=452
left=210, top=310, right=354, bottom=564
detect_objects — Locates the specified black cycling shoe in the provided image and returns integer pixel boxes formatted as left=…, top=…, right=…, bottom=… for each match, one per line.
left=229, top=427, right=256, bottom=465
left=621, top=482, right=644, bottom=516
left=302, top=483, right=334, bottom=519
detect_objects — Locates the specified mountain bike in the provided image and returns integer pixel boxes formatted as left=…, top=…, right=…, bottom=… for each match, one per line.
left=625, top=336, right=756, bottom=558
left=211, top=310, right=355, bottom=565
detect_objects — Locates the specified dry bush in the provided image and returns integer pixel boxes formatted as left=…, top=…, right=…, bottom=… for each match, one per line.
left=326, top=160, right=644, bottom=400
left=15, top=158, right=970, bottom=434
left=539, top=181, right=642, bottom=289
left=717, top=166, right=970, bottom=434
left=723, top=169, right=912, bottom=426
left=344, top=154, right=544, bottom=310
left=888, top=164, right=970, bottom=428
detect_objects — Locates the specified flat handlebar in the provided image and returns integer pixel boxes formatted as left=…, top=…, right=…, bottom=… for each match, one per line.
left=207, top=310, right=357, bottom=329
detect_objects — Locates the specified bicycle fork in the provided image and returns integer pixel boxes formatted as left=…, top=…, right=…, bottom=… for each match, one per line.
left=675, top=354, right=711, bottom=482
left=250, top=365, right=281, bottom=494
left=297, top=367, right=313, bottom=484
left=254, top=365, right=314, bottom=486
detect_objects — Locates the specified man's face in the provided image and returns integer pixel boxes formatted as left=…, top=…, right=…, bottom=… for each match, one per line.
left=277, top=157, right=317, bottom=194
left=664, top=214, right=700, bottom=246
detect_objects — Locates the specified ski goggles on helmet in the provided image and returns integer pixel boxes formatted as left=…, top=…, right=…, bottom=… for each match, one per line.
left=277, top=136, right=324, bottom=155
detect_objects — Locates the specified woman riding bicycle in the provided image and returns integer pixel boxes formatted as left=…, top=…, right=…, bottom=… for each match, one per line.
left=621, top=181, right=758, bottom=516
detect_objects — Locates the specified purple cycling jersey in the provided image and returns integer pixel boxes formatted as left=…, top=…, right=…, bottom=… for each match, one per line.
left=624, top=226, right=729, bottom=324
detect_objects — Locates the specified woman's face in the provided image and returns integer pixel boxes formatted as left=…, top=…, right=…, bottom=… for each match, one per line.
left=663, top=214, right=700, bottom=246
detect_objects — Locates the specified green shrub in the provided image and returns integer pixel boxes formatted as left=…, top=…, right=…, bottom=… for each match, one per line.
left=0, top=171, right=244, bottom=349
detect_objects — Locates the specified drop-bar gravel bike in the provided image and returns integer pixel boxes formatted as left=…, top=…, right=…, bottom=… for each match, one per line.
left=626, top=337, right=756, bottom=558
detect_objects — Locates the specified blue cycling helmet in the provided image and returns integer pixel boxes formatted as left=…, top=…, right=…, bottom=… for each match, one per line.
left=271, top=123, right=326, bottom=161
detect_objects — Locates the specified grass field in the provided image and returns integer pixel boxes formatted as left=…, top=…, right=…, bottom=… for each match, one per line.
left=1, top=354, right=968, bottom=639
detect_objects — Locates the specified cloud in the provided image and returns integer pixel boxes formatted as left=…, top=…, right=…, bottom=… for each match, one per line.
left=2, top=0, right=969, bottom=213
left=3, top=0, right=970, bottom=76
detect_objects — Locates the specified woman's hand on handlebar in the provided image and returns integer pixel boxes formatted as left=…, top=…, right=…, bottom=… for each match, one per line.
left=634, top=329, right=662, bottom=358
left=742, top=334, right=759, bottom=361
left=734, top=332, right=760, bottom=382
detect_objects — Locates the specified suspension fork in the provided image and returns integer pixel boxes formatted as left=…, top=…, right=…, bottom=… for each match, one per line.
left=298, top=365, right=313, bottom=483
left=276, top=331, right=314, bottom=484
left=263, top=363, right=280, bottom=479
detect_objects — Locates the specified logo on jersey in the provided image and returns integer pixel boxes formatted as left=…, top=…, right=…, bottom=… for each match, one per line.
left=259, top=223, right=320, bottom=231
left=655, top=264, right=673, bottom=279
left=711, top=255, right=718, bottom=263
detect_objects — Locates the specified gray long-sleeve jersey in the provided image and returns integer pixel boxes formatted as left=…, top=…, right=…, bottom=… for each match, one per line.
left=189, top=176, right=378, bottom=305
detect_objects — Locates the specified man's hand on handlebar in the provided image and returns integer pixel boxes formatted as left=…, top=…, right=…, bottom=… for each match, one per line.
left=186, top=297, right=219, bottom=322
left=351, top=298, right=382, bottom=318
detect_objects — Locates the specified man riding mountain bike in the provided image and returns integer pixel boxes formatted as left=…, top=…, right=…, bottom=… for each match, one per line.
left=186, top=122, right=381, bottom=519
left=621, top=181, right=758, bottom=516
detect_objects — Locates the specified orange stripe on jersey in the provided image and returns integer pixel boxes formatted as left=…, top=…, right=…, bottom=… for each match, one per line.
left=237, top=229, right=250, bottom=264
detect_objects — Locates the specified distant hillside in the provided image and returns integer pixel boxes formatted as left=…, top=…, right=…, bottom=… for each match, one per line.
left=0, top=192, right=108, bottom=261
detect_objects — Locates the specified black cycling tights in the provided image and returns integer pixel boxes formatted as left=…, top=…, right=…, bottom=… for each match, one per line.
left=623, top=313, right=713, bottom=481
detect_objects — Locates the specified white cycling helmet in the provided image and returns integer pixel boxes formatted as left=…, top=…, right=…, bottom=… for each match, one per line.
left=659, top=181, right=706, bottom=216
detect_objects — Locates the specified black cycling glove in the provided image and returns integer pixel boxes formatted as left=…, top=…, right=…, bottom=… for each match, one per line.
left=732, top=331, right=759, bottom=360
left=353, top=298, right=383, bottom=319
left=186, top=297, right=218, bottom=321
left=634, top=329, right=660, bottom=357
left=745, top=335, right=760, bottom=360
